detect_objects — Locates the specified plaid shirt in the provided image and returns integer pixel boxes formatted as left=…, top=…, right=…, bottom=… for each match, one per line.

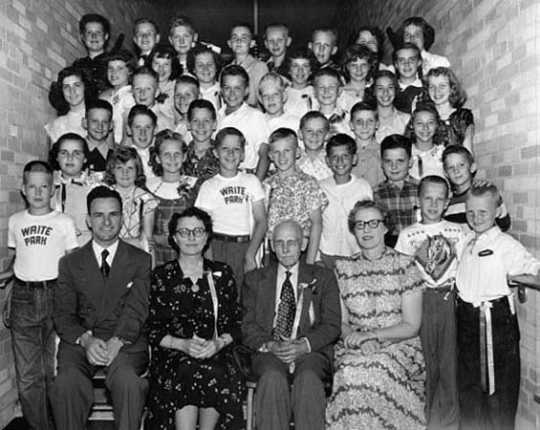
left=373, top=175, right=419, bottom=237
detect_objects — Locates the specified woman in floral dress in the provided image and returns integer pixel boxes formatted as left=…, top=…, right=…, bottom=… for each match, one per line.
left=326, top=199, right=426, bottom=430
left=147, top=207, right=244, bottom=430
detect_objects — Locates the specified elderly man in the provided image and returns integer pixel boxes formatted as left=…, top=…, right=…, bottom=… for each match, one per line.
left=242, top=219, right=341, bottom=430
left=50, top=186, right=151, bottom=430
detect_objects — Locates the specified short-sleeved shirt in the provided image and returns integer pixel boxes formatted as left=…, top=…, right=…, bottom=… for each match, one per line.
left=182, top=143, right=220, bottom=183
left=352, top=140, right=385, bottom=188
left=195, top=172, right=265, bottom=236
left=297, top=150, right=333, bottom=181
left=8, top=210, right=78, bottom=281
left=217, top=103, right=270, bottom=170
left=375, top=108, right=410, bottom=143
left=319, top=175, right=373, bottom=256
left=456, top=226, right=540, bottom=305
left=100, top=85, right=135, bottom=144
left=233, top=55, right=269, bottom=107
left=410, top=144, right=445, bottom=180
left=395, top=220, right=466, bottom=287
left=200, top=82, right=221, bottom=112
left=395, top=80, right=425, bottom=114
left=373, top=175, right=419, bottom=236
left=266, top=112, right=301, bottom=135
left=284, top=86, right=315, bottom=118
left=52, top=171, right=98, bottom=246
left=45, top=109, right=86, bottom=143
left=264, top=170, right=328, bottom=238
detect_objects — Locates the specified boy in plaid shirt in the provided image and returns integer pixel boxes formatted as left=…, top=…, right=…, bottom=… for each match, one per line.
left=373, top=134, right=419, bottom=247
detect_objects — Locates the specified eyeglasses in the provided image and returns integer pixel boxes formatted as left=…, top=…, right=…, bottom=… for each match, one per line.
left=175, top=227, right=206, bottom=238
left=353, top=219, right=384, bottom=230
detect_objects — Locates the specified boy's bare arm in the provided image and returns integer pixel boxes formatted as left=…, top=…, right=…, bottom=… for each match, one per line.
left=508, top=272, right=540, bottom=289
left=244, top=199, right=267, bottom=272
left=255, top=143, right=269, bottom=181
left=306, top=207, right=323, bottom=264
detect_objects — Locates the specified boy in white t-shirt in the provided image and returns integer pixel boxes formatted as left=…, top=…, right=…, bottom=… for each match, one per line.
left=217, top=65, right=270, bottom=180
left=318, top=133, right=372, bottom=268
left=395, top=175, right=465, bottom=430
left=195, top=127, right=267, bottom=293
left=8, top=161, right=78, bottom=430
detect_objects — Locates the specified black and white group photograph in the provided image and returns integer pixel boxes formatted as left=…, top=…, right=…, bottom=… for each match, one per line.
left=0, top=0, right=539, bottom=429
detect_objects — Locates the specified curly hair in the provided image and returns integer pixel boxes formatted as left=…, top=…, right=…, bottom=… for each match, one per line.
left=168, top=206, right=213, bottom=254
left=103, top=146, right=146, bottom=188
left=48, top=133, right=90, bottom=171
left=347, top=199, right=388, bottom=234
left=149, top=129, right=186, bottom=176
left=341, top=44, right=377, bottom=83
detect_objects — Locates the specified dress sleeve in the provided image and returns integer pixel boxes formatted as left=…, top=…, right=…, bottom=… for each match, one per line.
left=306, top=177, right=329, bottom=213
left=217, top=264, right=242, bottom=343
left=147, top=269, right=174, bottom=348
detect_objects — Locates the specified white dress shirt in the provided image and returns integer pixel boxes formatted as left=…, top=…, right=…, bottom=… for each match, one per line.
left=456, top=226, right=540, bottom=306
left=92, top=240, right=119, bottom=269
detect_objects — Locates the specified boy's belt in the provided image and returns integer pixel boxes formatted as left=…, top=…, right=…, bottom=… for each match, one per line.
left=213, top=233, right=250, bottom=243
left=14, top=277, right=56, bottom=288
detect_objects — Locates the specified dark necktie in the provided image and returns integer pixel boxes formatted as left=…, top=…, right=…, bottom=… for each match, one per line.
left=101, top=249, right=110, bottom=278
left=274, top=271, right=296, bottom=340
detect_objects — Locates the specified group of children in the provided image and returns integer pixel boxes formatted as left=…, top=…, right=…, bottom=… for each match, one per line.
left=8, top=10, right=540, bottom=430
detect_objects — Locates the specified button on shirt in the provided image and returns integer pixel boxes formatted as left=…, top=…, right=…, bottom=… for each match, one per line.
left=456, top=226, right=540, bottom=306
left=92, top=240, right=119, bottom=270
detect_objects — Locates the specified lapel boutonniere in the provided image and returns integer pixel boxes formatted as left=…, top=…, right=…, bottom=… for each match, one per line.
left=298, top=278, right=317, bottom=295
left=177, top=176, right=196, bottom=200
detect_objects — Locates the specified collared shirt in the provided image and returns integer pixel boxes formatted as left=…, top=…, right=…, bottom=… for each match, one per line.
left=92, top=239, right=119, bottom=268
left=100, top=85, right=135, bottom=144
left=375, top=108, right=410, bottom=143
left=183, top=142, right=220, bottom=182
left=373, top=175, right=419, bottom=236
left=456, top=226, right=540, bottom=306
left=199, top=82, right=221, bottom=112
left=284, top=86, right=314, bottom=118
left=297, top=150, right=333, bottom=181
left=45, top=109, right=86, bottom=143
left=233, top=54, right=269, bottom=106
left=266, top=112, right=301, bottom=135
left=320, top=107, right=353, bottom=137
left=265, top=169, right=328, bottom=238
left=410, top=144, right=445, bottom=180
left=267, top=56, right=290, bottom=78
left=352, top=139, right=385, bottom=188
left=218, top=103, right=270, bottom=170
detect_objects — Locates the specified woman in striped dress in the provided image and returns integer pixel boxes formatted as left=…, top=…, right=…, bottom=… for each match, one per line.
left=326, top=199, right=426, bottom=430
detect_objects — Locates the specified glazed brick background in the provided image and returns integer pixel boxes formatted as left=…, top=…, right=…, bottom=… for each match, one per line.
left=0, top=0, right=162, bottom=425
left=338, top=0, right=540, bottom=427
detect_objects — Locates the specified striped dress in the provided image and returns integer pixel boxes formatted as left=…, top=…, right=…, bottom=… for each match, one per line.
left=326, top=247, right=426, bottom=430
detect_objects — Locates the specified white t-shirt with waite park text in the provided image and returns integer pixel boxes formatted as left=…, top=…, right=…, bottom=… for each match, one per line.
left=8, top=210, right=78, bottom=281
left=195, top=172, right=265, bottom=236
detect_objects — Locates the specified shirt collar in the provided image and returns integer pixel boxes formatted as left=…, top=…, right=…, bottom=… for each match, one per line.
left=92, top=240, right=120, bottom=264
left=278, top=262, right=299, bottom=278
left=399, top=77, right=423, bottom=89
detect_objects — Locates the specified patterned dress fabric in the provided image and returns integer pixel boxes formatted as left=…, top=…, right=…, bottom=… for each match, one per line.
left=434, top=108, right=474, bottom=147
left=326, top=247, right=426, bottom=430
left=147, top=259, right=245, bottom=430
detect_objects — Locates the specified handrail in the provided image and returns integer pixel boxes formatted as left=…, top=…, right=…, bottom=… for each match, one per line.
left=0, top=269, right=13, bottom=289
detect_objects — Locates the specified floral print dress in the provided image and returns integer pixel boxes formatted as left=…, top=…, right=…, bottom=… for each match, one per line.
left=147, top=259, right=245, bottom=429
left=326, top=247, right=426, bottom=430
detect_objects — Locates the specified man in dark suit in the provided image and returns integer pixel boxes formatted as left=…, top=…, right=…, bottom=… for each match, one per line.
left=50, top=186, right=151, bottom=430
left=242, top=219, right=341, bottom=430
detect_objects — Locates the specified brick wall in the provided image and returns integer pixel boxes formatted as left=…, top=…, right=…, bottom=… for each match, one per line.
left=0, top=0, right=163, bottom=425
left=337, top=0, right=540, bottom=427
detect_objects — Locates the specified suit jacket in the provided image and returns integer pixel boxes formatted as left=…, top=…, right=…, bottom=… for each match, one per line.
left=54, top=240, right=151, bottom=351
left=242, top=262, right=341, bottom=359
